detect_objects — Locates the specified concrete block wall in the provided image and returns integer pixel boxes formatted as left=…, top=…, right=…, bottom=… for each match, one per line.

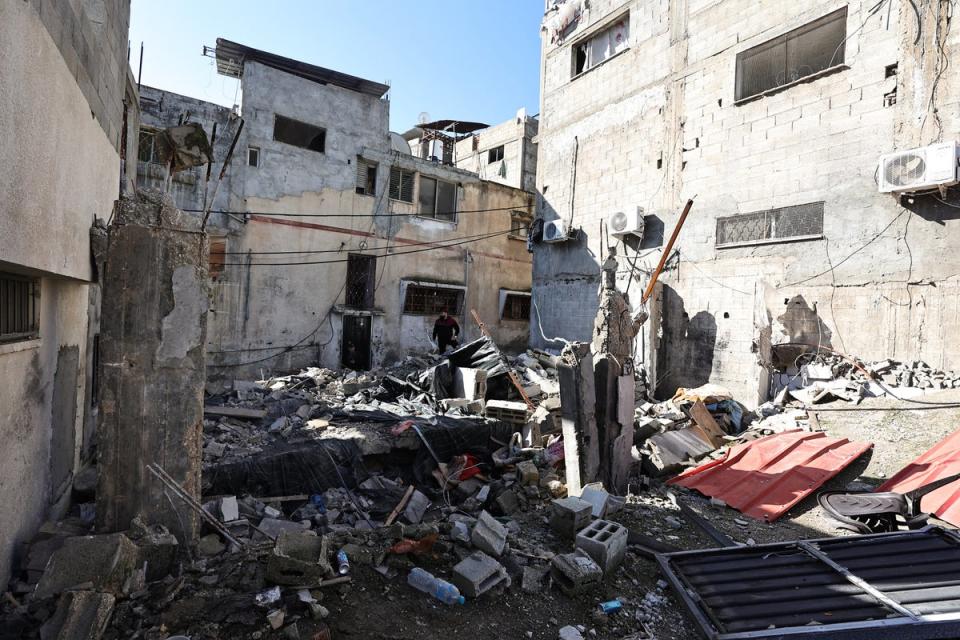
left=455, top=115, right=540, bottom=192
left=533, top=0, right=960, bottom=405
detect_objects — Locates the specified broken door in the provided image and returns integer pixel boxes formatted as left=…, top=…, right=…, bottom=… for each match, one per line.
left=342, top=315, right=371, bottom=370
left=345, top=254, right=376, bottom=309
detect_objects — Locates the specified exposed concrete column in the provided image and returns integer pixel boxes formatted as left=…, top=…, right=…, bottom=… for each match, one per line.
left=96, top=192, right=209, bottom=541
left=558, top=342, right=599, bottom=496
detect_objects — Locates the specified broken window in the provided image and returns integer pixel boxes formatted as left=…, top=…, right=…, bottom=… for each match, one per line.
left=389, top=166, right=415, bottom=203
left=273, top=114, right=325, bottom=153
left=573, top=15, right=630, bottom=77
left=0, top=272, right=40, bottom=343
left=501, top=292, right=531, bottom=321
left=487, top=145, right=505, bottom=163
left=402, top=284, right=464, bottom=316
left=735, top=7, right=847, bottom=102
left=356, top=158, right=377, bottom=196
left=345, top=254, right=376, bottom=309
left=418, top=176, right=457, bottom=221
left=509, top=210, right=532, bottom=240
left=248, top=147, right=260, bottom=167
left=209, top=237, right=227, bottom=281
left=716, top=202, right=824, bottom=248
left=138, top=128, right=161, bottom=164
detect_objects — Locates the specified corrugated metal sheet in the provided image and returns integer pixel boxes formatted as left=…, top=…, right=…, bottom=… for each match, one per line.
left=668, top=430, right=872, bottom=521
left=880, top=429, right=960, bottom=527
left=658, top=526, right=960, bottom=639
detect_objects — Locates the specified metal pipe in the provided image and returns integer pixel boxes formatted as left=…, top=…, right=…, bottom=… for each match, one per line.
left=642, top=197, right=695, bottom=304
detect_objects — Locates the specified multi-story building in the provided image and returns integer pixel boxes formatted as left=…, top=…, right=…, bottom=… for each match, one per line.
left=0, top=0, right=136, bottom=584
left=531, top=0, right=960, bottom=406
left=138, top=39, right=535, bottom=380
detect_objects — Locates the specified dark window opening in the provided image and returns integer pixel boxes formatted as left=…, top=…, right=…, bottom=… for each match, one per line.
left=345, top=254, right=377, bottom=310
left=0, top=272, right=40, bottom=343
left=716, top=202, right=824, bottom=248
left=502, top=293, right=531, bottom=321
left=418, top=176, right=457, bottom=221
left=248, top=147, right=260, bottom=167
left=273, top=114, right=326, bottom=153
left=356, top=158, right=378, bottom=195
left=885, top=62, right=898, bottom=78
left=735, top=7, right=847, bottom=102
left=488, top=145, right=505, bottom=163
left=209, top=237, right=226, bottom=281
left=402, top=284, right=464, bottom=316
left=389, top=166, right=415, bottom=203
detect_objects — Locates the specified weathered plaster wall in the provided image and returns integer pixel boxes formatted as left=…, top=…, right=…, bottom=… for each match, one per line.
left=455, top=115, right=540, bottom=192
left=533, top=0, right=960, bottom=406
left=0, top=2, right=127, bottom=585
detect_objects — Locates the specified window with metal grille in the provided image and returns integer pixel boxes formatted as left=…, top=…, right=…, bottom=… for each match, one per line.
left=501, top=293, right=531, bottom=321
left=487, top=145, right=504, bottom=163
left=389, top=166, right=415, bottom=203
left=345, top=254, right=376, bottom=309
left=716, top=202, right=824, bottom=248
left=138, top=128, right=160, bottom=164
left=0, top=273, right=40, bottom=343
left=209, top=237, right=227, bottom=280
left=735, top=7, right=847, bottom=102
left=402, top=284, right=464, bottom=316
left=418, top=176, right=457, bottom=221
left=356, top=158, right=377, bottom=196
left=573, top=14, right=630, bottom=77
left=273, top=114, right=325, bottom=153
left=509, top=210, right=532, bottom=240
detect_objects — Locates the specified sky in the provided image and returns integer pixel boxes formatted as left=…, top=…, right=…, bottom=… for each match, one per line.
left=129, top=1, right=544, bottom=132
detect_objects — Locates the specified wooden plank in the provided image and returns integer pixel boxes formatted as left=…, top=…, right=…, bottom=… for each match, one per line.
left=385, top=485, right=416, bottom=526
left=689, top=400, right=726, bottom=448
left=204, top=405, right=267, bottom=419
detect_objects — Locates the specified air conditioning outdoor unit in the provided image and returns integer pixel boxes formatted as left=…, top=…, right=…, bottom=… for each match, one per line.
left=609, top=207, right=646, bottom=238
left=878, top=141, right=959, bottom=193
left=543, top=219, right=570, bottom=243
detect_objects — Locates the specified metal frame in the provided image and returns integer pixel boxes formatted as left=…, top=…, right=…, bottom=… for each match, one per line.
left=657, top=527, right=960, bottom=640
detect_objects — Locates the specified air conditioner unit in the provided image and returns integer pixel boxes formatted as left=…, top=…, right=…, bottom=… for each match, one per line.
left=609, top=207, right=646, bottom=238
left=878, top=141, right=958, bottom=193
left=543, top=219, right=570, bottom=243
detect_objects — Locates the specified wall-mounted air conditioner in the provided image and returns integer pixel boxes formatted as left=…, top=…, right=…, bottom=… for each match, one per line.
left=878, top=141, right=958, bottom=193
left=543, top=219, right=570, bottom=243
left=609, top=207, right=646, bottom=238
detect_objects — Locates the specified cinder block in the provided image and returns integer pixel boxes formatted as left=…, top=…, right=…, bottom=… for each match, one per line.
left=575, top=519, right=628, bottom=575
left=35, top=533, right=139, bottom=599
left=450, top=551, right=510, bottom=598
left=550, top=550, right=602, bottom=595
left=266, top=531, right=331, bottom=586
left=39, top=590, right=116, bottom=640
left=471, top=510, right=507, bottom=557
left=549, top=496, right=592, bottom=539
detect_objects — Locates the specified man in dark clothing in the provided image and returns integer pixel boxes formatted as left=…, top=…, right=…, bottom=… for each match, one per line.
left=432, top=308, right=460, bottom=353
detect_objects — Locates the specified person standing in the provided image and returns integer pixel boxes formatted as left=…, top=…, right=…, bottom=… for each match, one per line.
left=432, top=308, right=460, bottom=354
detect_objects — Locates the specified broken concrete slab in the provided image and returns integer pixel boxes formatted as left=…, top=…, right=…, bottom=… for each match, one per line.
left=266, top=531, right=332, bottom=586
left=576, top=519, right=628, bottom=575
left=471, top=511, right=507, bottom=557
left=257, top=518, right=311, bottom=541
left=550, top=550, right=602, bottom=595
left=579, top=484, right=610, bottom=518
left=549, top=496, right=592, bottom=539
left=495, top=488, right=520, bottom=516
left=35, top=533, right=138, bottom=600
left=521, top=565, right=550, bottom=593
left=402, top=490, right=430, bottom=524
left=450, top=551, right=510, bottom=598
left=39, top=590, right=115, bottom=640
left=204, top=405, right=267, bottom=420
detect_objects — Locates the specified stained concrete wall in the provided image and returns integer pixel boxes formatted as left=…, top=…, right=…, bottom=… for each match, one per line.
left=532, top=0, right=960, bottom=406
left=0, top=2, right=127, bottom=585
left=455, top=114, right=540, bottom=192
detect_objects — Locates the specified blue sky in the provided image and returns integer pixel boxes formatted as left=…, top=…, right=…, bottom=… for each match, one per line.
left=129, top=1, right=544, bottom=131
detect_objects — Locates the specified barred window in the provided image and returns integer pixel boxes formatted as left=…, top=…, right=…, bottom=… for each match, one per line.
left=389, top=166, right=415, bottom=203
left=138, top=128, right=161, bottom=164
left=402, top=284, right=464, bottom=316
left=716, top=202, right=824, bottom=248
left=735, top=7, right=847, bottom=101
left=356, top=158, right=377, bottom=196
left=0, top=273, right=40, bottom=343
left=501, top=293, right=531, bottom=321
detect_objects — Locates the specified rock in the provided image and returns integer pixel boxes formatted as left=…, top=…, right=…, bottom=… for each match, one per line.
left=559, top=625, right=584, bottom=640
left=197, top=534, right=226, bottom=557
left=267, top=609, right=285, bottom=629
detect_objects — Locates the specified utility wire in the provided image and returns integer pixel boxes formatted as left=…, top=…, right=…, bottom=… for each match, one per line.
left=186, top=204, right=528, bottom=219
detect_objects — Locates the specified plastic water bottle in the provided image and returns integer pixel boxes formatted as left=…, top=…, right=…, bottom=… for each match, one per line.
left=407, top=567, right=465, bottom=605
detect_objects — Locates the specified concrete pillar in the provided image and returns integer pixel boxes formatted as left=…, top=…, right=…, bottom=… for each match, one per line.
left=96, top=192, right=208, bottom=541
left=558, top=342, right=599, bottom=495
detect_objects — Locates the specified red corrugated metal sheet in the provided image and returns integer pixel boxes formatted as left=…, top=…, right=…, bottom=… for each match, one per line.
left=668, top=430, right=873, bottom=522
left=879, top=429, right=960, bottom=527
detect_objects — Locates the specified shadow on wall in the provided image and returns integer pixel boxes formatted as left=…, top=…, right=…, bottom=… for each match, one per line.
left=901, top=192, right=960, bottom=224
left=656, top=284, right=717, bottom=398
left=771, top=295, right=833, bottom=368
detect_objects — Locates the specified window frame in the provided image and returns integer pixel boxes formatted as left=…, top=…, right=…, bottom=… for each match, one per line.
left=355, top=158, right=378, bottom=196
left=499, top=290, right=532, bottom=321
left=138, top=127, right=162, bottom=164
left=487, top=145, right=505, bottom=163
left=389, top=166, right=415, bottom=203
left=734, top=7, right=849, bottom=103
left=509, top=210, right=532, bottom=241
left=273, top=114, right=326, bottom=153
left=401, top=282, right=466, bottom=316
left=0, top=272, right=40, bottom=344
left=417, top=175, right=458, bottom=222
left=715, top=202, right=825, bottom=249
left=248, top=146, right=260, bottom=167
left=570, top=11, right=631, bottom=79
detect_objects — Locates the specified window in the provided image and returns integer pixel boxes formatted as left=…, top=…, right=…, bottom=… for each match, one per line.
left=248, top=147, right=260, bottom=167
left=345, top=254, right=376, bottom=309
left=418, top=176, right=457, bottom=221
left=509, top=210, right=532, bottom=240
left=501, top=292, right=531, bottom=321
left=0, top=272, right=40, bottom=343
left=735, top=7, right=847, bottom=102
left=209, top=237, right=226, bottom=280
left=356, top=158, right=377, bottom=196
left=487, top=145, right=505, bottom=163
left=716, top=202, right=824, bottom=248
left=402, top=284, right=464, bottom=316
left=138, top=128, right=160, bottom=164
left=389, top=166, right=415, bottom=203
left=273, top=114, right=325, bottom=153
left=573, top=15, right=630, bottom=76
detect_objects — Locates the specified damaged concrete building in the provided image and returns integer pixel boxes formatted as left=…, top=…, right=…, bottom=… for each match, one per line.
left=0, top=1, right=136, bottom=585
left=136, top=40, right=536, bottom=381
left=532, top=0, right=960, bottom=406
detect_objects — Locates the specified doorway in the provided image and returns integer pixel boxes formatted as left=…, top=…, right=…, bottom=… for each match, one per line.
left=342, top=315, right=372, bottom=370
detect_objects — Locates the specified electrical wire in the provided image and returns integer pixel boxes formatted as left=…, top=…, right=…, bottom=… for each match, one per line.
left=185, top=204, right=528, bottom=219
left=681, top=258, right=752, bottom=295
left=828, top=0, right=890, bottom=67
left=934, top=195, right=960, bottom=209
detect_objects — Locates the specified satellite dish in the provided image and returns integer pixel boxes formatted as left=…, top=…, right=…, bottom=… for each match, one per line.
left=418, top=112, right=430, bottom=125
